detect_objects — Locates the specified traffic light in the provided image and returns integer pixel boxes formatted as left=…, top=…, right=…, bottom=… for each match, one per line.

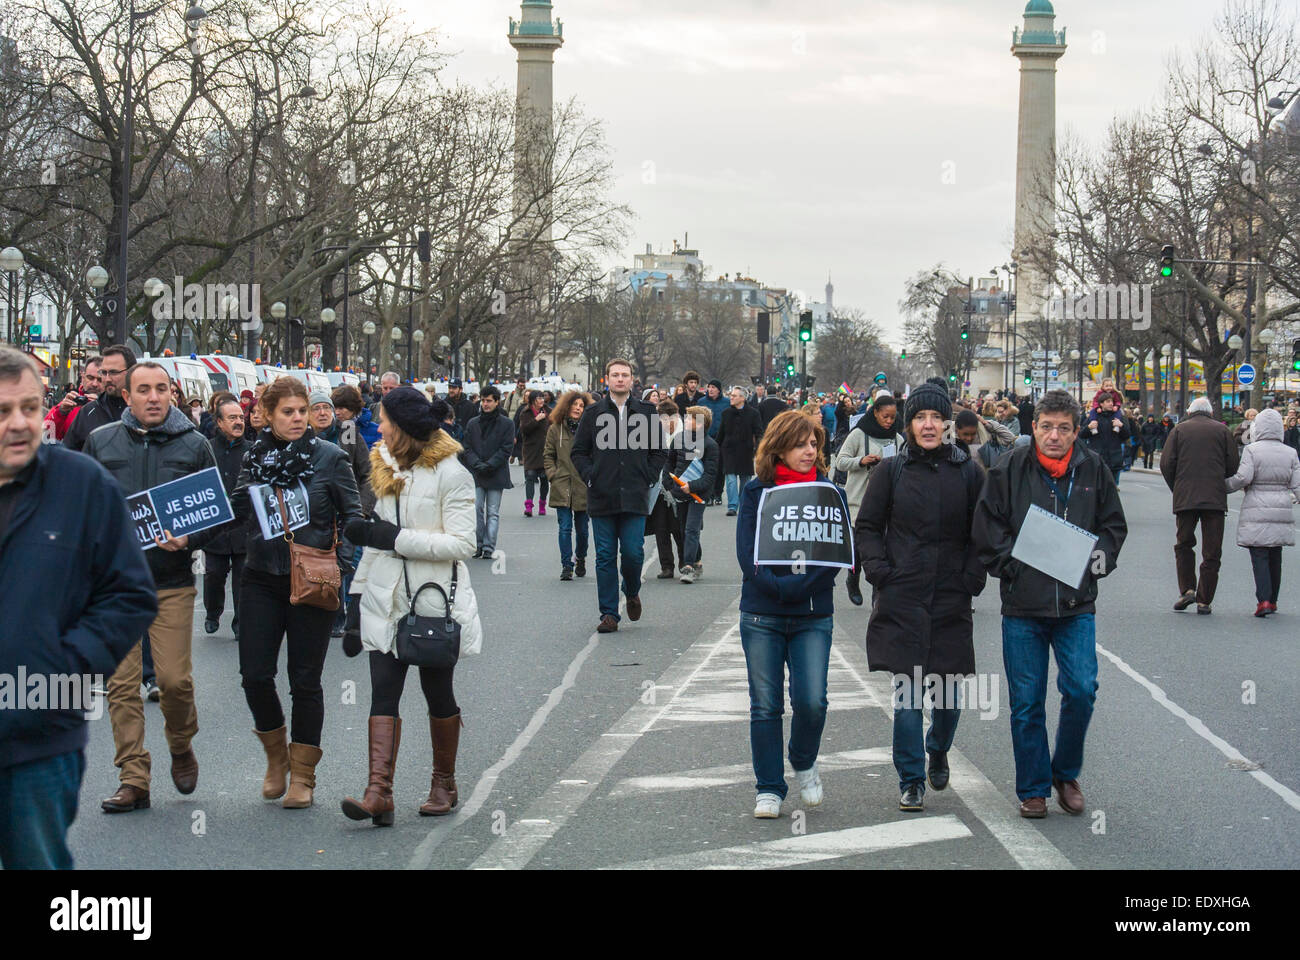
left=1023, top=369, right=1032, bottom=385
left=798, top=311, right=813, bottom=342
left=1160, top=244, right=1175, bottom=278
left=899, top=347, right=907, bottom=361
left=948, top=368, right=958, bottom=383
left=1292, top=338, right=1300, bottom=372
left=785, top=357, right=796, bottom=375
left=960, top=322, right=969, bottom=341
left=417, top=230, right=431, bottom=263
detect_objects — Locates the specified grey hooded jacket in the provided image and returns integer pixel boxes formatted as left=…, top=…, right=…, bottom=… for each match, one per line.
left=1226, top=408, right=1300, bottom=547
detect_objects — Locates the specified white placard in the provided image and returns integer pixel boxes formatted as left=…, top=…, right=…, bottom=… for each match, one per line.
left=248, top=481, right=311, bottom=541
left=1010, top=503, right=1099, bottom=589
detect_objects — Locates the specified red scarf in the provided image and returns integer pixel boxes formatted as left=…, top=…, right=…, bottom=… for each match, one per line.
left=1035, top=443, right=1073, bottom=479
left=774, top=463, right=817, bottom=485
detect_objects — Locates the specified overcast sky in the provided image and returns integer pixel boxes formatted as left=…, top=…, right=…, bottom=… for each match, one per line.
left=426, top=0, right=1231, bottom=345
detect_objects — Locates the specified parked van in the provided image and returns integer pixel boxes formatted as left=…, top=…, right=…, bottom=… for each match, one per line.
left=277, top=368, right=333, bottom=395
left=196, top=354, right=260, bottom=397
left=326, top=371, right=361, bottom=391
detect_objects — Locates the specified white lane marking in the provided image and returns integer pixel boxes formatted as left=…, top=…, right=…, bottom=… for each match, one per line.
left=830, top=641, right=1076, bottom=870
left=607, top=748, right=893, bottom=797
left=1096, top=641, right=1300, bottom=813
left=405, top=545, right=657, bottom=869
left=469, top=602, right=742, bottom=870
left=603, top=815, right=972, bottom=870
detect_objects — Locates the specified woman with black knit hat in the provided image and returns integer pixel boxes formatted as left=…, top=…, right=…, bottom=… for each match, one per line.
left=854, top=382, right=986, bottom=812
left=231, top=376, right=362, bottom=808
left=339, top=387, right=481, bottom=824
left=833, top=392, right=902, bottom=605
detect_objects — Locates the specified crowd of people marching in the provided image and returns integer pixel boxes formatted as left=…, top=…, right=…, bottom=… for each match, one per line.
left=2, top=342, right=1298, bottom=868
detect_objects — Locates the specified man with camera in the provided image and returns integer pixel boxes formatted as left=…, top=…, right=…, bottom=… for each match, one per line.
left=43, top=357, right=101, bottom=442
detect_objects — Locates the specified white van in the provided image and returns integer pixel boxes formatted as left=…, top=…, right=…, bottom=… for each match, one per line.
left=278, top=368, right=333, bottom=396
left=326, top=371, right=360, bottom=391
left=196, top=355, right=260, bottom=398
left=148, top=356, right=213, bottom=407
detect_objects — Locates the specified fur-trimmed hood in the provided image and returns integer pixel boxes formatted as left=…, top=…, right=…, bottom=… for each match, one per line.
left=368, top=431, right=463, bottom=499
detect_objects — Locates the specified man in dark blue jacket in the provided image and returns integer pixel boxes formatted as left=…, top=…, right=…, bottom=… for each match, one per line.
left=460, top=385, right=515, bottom=558
left=0, top=348, right=156, bottom=868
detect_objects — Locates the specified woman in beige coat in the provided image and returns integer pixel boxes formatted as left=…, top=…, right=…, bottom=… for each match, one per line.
left=543, top=390, right=592, bottom=580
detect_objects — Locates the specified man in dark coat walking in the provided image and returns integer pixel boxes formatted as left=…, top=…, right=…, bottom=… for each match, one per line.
left=716, top=386, right=763, bottom=515
left=973, top=389, right=1127, bottom=820
left=62, top=344, right=134, bottom=451
left=460, top=385, right=515, bottom=558
left=0, top=348, right=156, bottom=867
left=1159, top=395, right=1240, bottom=613
left=571, top=358, right=668, bottom=633
left=203, top=395, right=252, bottom=639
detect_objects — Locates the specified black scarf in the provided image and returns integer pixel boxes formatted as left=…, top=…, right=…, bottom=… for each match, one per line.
left=246, top=427, right=317, bottom=487
left=856, top=404, right=901, bottom=441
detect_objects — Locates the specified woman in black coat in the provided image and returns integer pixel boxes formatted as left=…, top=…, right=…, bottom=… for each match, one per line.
left=854, top=384, right=985, bottom=813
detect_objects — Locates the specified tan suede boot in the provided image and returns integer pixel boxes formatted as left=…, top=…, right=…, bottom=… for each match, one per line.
left=341, top=717, right=401, bottom=826
left=254, top=726, right=290, bottom=800
left=282, top=743, right=323, bottom=809
left=418, top=713, right=462, bottom=816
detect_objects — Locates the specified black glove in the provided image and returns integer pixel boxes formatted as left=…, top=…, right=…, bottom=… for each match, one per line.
left=342, top=600, right=362, bottom=658
left=343, top=517, right=400, bottom=551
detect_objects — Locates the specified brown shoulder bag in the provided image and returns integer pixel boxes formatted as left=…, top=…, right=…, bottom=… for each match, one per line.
left=276, top=487, right=341, bottom=611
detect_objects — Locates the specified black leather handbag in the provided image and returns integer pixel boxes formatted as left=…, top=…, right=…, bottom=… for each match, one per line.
left=394, top=496, right=461, bottom=669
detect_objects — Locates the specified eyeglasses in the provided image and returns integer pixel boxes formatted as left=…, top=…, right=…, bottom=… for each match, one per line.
left=1036, top=423, right=1076, bottom=436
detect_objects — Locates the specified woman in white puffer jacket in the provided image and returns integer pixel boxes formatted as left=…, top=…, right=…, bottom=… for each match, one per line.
left=1226, top=407, right=1300, bottom=618
left=339, top=388, right=481, bottom=825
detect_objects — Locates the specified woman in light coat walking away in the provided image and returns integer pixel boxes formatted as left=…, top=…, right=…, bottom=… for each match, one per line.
left=340, top=389, right=482, bottom=824
left=833, top=393, right=901, bottom=606
left=1225, top=408, right=1300, bottom=618
left=543, top=390, right=592, bottom=580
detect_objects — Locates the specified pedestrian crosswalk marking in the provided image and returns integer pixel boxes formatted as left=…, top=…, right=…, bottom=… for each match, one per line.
left=603, top=815, right=973, bottom=870
left=608, top=748, right=892, bottom=798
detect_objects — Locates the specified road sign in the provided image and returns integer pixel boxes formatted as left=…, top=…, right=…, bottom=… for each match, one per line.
left=28, top=325, right=40, bottom=337
left=1237, top=363, right=1256, bottom=387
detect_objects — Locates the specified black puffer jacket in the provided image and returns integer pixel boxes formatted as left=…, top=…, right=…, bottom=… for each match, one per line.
left=231, top=432, right=362, bottom=576
left=973, top=440, right=1127, bottom=619
left=855, top=444, right=985, bottom=677
left=570, top=395, right=669, bottom=517
left=663, top=435, right=720, bottom=501
left=62, top=391, right=126, bottom=452
left=83, top=406, right=220, bottom=590
left=206, top=432, right=253, bottom=554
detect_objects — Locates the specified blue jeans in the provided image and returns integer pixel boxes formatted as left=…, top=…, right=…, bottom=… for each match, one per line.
left=739, top=614, right=833, bottom=799
left=475, top=487, right=503, bottom=552
left=591, top=513, right=646, bottom=620
left=555, top=507, right=589, bottom=569
left=892, top=676, right=961, bottom=791
left=0, top=750, right=85, bottom=869
left=1002, top=614, right=1098, bottom=801
left=725, top=473, right=748, bottom=511
left=681, top=501, right=706, bottom=566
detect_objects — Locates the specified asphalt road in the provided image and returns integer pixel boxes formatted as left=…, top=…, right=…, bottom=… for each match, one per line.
left=67, top=460, right=1300, bottom=869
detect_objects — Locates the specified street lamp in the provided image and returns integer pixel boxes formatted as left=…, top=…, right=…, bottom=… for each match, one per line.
left=319, top=308, right=336, bottom=372
left=411, top=328, right=424, bottom=381
left=0, top=246, right=23, bottom=345
left=439, top=335, right=451, bottom=376
left=362, top=320, right=376, bottom=380
left=270, top=301, right=286, bottom=364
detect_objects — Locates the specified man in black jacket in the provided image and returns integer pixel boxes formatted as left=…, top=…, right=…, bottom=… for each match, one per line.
left=203, top=396, right=252, bottom=638
left=973, top=390, right=1127, bottom=821
left=754, top=383, right=787, bottom=429
left=716, top=386, right=763, bottom=515
left=460, top=385, right=515, bottom=558
left=62, top=343, right=134, bottom=451
left=446, top=378, right=477, bottom=429
left=84, top=361, right=220, bottom=814
left=571, top=358, right=669, bottom=633
left=0, top=348, right=156, bottom=867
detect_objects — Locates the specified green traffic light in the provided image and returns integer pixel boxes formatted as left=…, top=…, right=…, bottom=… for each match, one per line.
left=1160, top=265, right=1173, bottom=277
left=799, top=330, right=811, bottom=342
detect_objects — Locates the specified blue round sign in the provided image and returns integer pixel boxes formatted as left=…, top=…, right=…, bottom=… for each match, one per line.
left=1237, top=363, right=1256, bottom=387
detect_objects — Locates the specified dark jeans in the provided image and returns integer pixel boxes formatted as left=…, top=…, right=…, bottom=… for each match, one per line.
left=0, top=750, right=84, bottom=869
left=524, top=469, right=549, bottom=505
left=368, top=651, right=458, bottom=719
left=555, top=506, right=589, bottom=569
left=238, top=568, right=336, bottom=745
left=140, top=632, right=155, bottom=686
left=648, top=498, right=683, bottom=569
left=892, top=677, right=961, bottom=791
left=1249, top=546, right=1283, bottom=604
left=203, top=551, right=245, bottom=630
left=681, top=501, right=706, bottom=567
left=591, top=513, right=646, bottom=620
left=1142, top=448, right=1155, bottom=469
left=1175, top=510, right=1225, bottom=604
left=334, top=541, right=361, bottom=631
left=711, top=457, right=726, bottom=501
left=739, top=613, right=833, bottom=799
left=1001, top=614, right=1097, bottom=801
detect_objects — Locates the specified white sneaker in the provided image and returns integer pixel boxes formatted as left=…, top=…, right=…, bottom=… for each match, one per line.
left=753, top=793, right=782, bottom=818
left=796, top=763, right=824, bottom=806
left=679, top=565, right=697, bottom=584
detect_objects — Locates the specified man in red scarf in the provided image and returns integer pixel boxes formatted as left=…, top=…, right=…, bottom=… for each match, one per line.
left=973, top=390, right=1127, bottom=821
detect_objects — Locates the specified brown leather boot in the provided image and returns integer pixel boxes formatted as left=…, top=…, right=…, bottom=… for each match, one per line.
left=282, top=742, right=323, bottom=809
left=341, top=717, right=401, bottom=826
left=254, top=726, right=290, bottom=800
left=419, top=713, right=462, bottom=816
